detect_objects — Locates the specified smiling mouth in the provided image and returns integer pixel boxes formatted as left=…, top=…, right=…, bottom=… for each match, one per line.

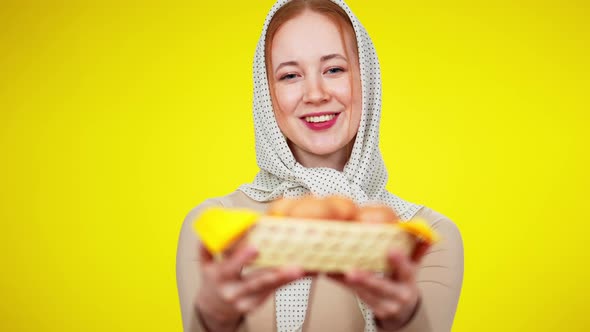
left=300, top=112, right=341, bottom=131
left=303, top=113, right=338, bottom=123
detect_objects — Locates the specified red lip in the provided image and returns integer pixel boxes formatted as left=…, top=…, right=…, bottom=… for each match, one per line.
left=300, top=112, right=340, bottom=131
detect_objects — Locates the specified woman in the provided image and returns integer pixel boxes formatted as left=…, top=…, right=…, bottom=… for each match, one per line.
left=176, top=0, right=463, bottom=331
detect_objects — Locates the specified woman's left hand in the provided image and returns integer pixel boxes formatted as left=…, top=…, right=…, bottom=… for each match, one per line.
left=328, top=242, right=430, bottom=331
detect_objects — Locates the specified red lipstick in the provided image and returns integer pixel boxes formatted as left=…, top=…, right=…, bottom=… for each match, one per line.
left=300, top=112, right=340, bottom=131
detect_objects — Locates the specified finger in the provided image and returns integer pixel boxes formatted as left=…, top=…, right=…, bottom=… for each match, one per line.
left=347, top=280, right=406, bottom=320
left=340, top=270, right=374, bottom=289
left=411, top=242, right=431, bottom=262
left=388, top=249, right=415, bottom=283
left=325, top=272, right=346, bottom=283
left=352, top=287, right=382, bottom=309
left=236, top=266, right=304, bottom=298
left=373, top=299, right=402, bottom=320
left=232, top=266, right=304, bottom=312
left=219, top=281, right=242, bottom=303
left=344, top=269, right=372, bottom=284
left=345, top=271, right=407, bottom=300
left=219, top=267, right=294, bottom=303
left=219, top=246, right=258, bottom=279
left=199, top=243, right=213, bottom=263
left=342, top=281, right=405, bottom=320
left=235, top=288, right=276, bottom=313
left=242, top=265, right=303, bottom=278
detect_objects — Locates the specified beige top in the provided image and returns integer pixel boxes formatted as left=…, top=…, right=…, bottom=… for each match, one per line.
left=176, top=190, right=464, bottom=332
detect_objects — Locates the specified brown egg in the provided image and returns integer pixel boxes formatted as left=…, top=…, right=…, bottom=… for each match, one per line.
left=289, top=196, right=335, bottom=220
left=267, top=197, right=296, bottom=216
left=356, top=204, right=400, bottom=224
left=325, top=195, right=358, bottom=221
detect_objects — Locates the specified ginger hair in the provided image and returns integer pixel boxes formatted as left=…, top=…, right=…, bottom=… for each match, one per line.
left=264, top=0, right=359, bottom=81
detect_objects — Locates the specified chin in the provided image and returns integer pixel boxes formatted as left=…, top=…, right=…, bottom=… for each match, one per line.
left=287, top=134, right=353, bottom=162
left=304, top=141, right=348, bottom=157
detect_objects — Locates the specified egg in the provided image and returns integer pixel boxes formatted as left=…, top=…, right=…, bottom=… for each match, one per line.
left=289, top=196, right=335, bottom=220
left=356, top=204, right=400, bottom=224
left=267, top=197, right=296, bottom=216
left=325, top=196, right=358, bottom=221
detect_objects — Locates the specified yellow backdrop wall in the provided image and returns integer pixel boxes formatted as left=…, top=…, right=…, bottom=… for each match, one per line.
left=1, top=1, right=588, bottom=331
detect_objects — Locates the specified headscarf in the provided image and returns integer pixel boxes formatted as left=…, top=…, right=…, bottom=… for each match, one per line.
left=238, top=0, right=422, bottom=331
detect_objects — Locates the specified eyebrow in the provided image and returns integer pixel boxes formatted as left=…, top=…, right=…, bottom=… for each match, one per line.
left=274, top=53, right=347, bottom=74
left=320, top=53, right=347, bottom=62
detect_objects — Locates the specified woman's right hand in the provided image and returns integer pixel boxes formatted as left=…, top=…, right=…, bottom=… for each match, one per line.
left=195, top=243, right=305, bottom=332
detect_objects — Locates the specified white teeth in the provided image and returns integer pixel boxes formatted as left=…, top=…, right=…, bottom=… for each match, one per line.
left=304, top=114, right=336, bottom=123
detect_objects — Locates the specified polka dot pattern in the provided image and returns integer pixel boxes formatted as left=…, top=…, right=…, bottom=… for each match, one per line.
left=238, top=1, right=422, bottom=331
left=276, top=277, right=313, bottom=332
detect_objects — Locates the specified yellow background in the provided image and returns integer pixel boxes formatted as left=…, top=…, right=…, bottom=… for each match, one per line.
left=1, top=0, right=588, bottom=331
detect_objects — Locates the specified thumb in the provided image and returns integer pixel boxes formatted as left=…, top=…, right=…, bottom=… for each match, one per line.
left=199, top=243, right=214, bottom=263
left=411, top=242, right=431, bottom=263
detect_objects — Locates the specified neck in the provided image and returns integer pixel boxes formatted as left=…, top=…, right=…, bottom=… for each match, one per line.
left=288, top=141, right=352, bottom=172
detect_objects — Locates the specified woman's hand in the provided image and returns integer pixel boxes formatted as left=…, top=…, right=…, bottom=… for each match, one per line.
left=195, top=243, right=304, bottom=332
left=329, top=242, right=430, bottom=331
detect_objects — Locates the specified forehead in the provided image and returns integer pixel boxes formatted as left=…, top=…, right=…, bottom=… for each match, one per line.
left=271, top=11, right=349, bottom=62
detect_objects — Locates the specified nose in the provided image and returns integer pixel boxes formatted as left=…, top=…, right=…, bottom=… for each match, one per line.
left=302, top=75, right=330, bottom=104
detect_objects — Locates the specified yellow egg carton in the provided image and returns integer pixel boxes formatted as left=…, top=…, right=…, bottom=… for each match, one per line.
left=193, top=207, right=439, bottom=272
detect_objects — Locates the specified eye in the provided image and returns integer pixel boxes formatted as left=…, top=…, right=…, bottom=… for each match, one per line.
left=279, top=73, right=298, bottom=81
left=325, top=67, right=345, bottom=75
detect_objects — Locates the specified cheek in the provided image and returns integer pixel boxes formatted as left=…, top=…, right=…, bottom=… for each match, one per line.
left=274, top=84, right=302, bottom=116
left=332, top=83, right=351, bottom=103
left=331, top=78, right=353, bottom=112
left=352, top=82, right=362, bottom=122
left=351, top=73, right=363, bottom=130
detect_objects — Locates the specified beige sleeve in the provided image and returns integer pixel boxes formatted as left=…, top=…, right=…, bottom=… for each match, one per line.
left=380, top=208, right=464, bottom=332
left=175, top=199, right=249, bottom=332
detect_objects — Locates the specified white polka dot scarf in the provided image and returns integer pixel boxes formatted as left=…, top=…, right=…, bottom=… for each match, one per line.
left=238, top=0, right=422, bottom=331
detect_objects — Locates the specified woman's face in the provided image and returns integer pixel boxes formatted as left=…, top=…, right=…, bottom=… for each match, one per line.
left=270, top=11, right=362, bottom=164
